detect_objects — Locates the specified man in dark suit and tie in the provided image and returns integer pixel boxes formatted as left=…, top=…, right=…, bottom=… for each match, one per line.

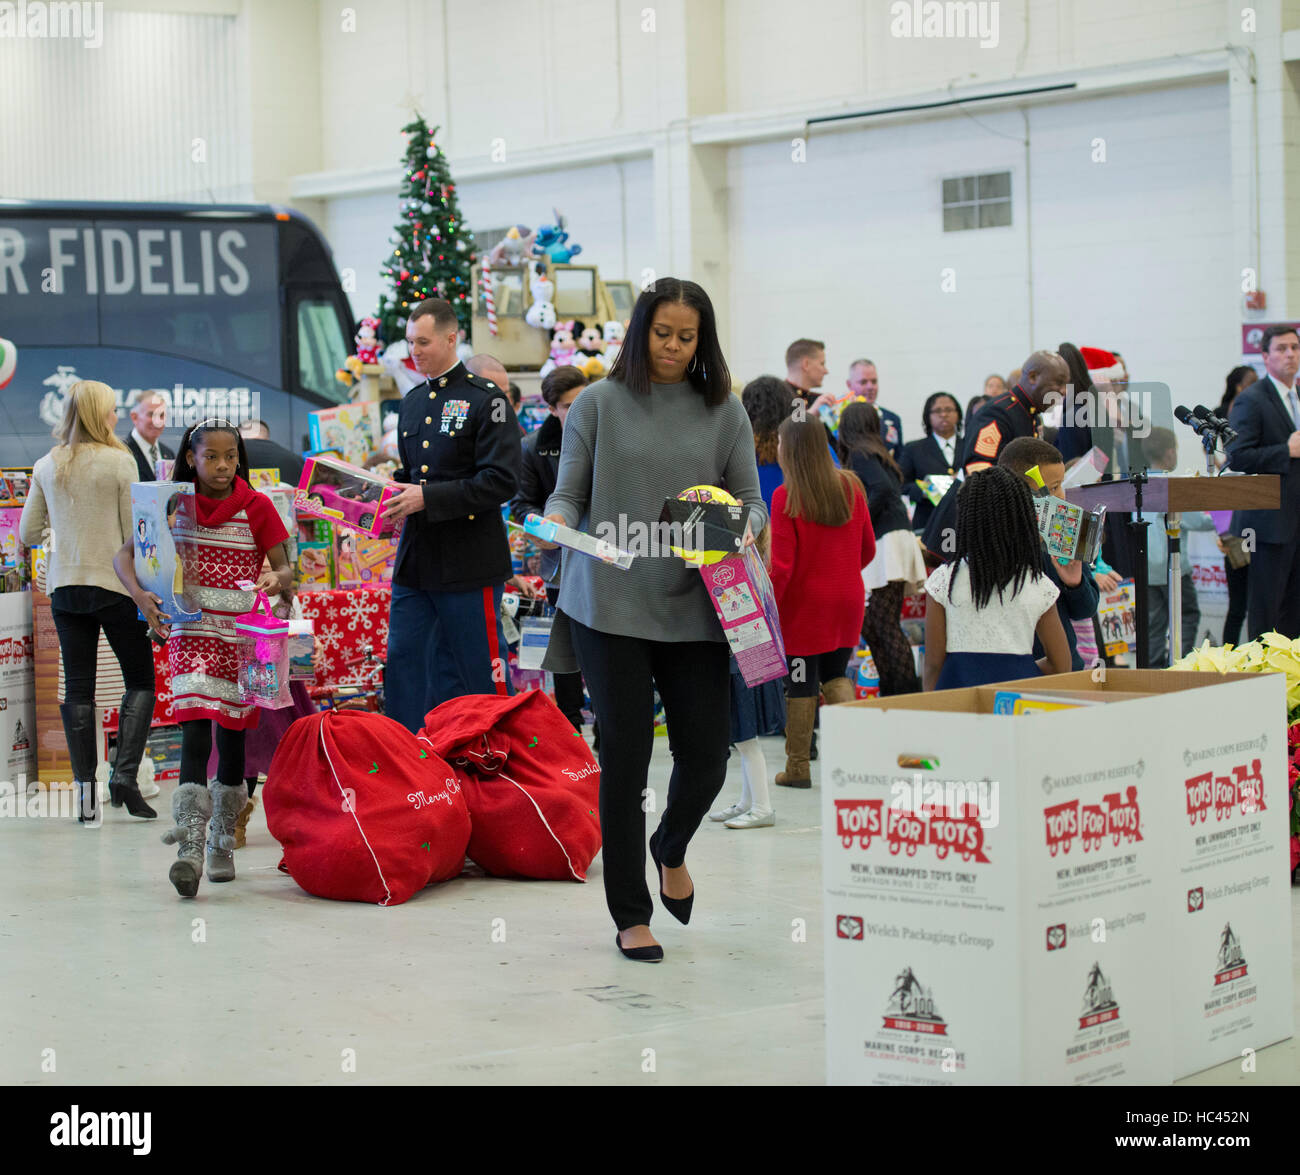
left=1227, top=323, right=1300, bottom=639
left=124, top=390, right=175, bottom=481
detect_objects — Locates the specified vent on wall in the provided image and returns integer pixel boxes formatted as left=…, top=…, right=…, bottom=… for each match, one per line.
left=942, top=172, right=1011, bottom=231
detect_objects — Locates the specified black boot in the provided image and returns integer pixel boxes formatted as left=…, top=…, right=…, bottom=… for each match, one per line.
left=108, top=690, right=157, bottom=819
left=59, top=702, right=100, bottom=826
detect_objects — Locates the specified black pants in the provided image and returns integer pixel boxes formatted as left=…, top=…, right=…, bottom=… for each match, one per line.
left=862, top=581, right=919, bottom=696
left=179, top=720, right=247, bottom=788
left=569, top=617, right=730, bottom=931
left=545, top=586, right=587, bottom=732
left=786, top=648, right=852, bottom=698
left=51, top=587, right=155, bottom=702
left=1223, top=557, right=1249, bottom=647
left=1246, top=540, right=1300, bottom=640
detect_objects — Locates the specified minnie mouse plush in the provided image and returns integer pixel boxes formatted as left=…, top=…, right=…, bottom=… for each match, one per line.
left=548, top=320, right=581, bottom=368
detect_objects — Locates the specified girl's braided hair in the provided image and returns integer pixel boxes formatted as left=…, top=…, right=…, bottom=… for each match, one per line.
left=949, top=466, right=1044, bottom=609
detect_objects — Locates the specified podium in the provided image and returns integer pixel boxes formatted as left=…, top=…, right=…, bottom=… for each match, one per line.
left=1067, top=475, right=1279, bottom=666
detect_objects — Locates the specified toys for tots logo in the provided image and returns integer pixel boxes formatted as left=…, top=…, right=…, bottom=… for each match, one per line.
left=1184, top=758, right=1266, bottom=825
left=1043, top=785, right=1142, bottom=856
left=834, top=795, right=991, bottom=863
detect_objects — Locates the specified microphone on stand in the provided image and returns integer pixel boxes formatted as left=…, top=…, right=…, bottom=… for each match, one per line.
left=1174, top=405, right=1212, bottom=438
left=1192, top=404, right=1238, bottom=443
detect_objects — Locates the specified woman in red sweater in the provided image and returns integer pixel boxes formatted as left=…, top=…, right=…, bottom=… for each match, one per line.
left=770, top=416, right=876, bottom=788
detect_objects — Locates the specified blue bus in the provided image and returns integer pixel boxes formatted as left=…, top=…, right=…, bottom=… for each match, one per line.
left=0, top=200, right=355, bottom=465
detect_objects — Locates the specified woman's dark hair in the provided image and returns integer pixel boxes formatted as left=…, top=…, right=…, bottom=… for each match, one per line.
left=920, top=391, right=962, bottom=437
left=742, top=375, right=791, bottom=465
left=606, top=277, right=731, bottom=406
left=966, top=393, right=990, bottom=424
left=1058, top=342, right=1093, bottom=394
left=540, top=364, right=588, bottom=407
left=949, top=466, right=1043, bottom=609
left=174, top=419, right=250, bottom=486
left=1220, top=365, right=1258, bottom=415
left=837, top=400, right=902, bottom=480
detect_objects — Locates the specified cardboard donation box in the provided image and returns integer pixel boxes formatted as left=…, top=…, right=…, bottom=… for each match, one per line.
left=821, top=670, right=1293, bottom=1086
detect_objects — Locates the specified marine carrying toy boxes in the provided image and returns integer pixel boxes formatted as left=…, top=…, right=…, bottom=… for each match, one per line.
left=131, top=482, right=202, bottom=624
left=296, top=455, right=400, bottom=539
left=821, top=669, right=1292, bottom=1086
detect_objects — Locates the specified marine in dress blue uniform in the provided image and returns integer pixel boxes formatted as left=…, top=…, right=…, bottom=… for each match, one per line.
left=384, top=360, right=522, bottom=732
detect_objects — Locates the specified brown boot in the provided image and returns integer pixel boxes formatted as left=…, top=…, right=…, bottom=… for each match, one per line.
left=822, top=676, right=856, bottom=706
left=775, top=696, right=817, bottom=788
left=233, top=795, right=258, bottom=850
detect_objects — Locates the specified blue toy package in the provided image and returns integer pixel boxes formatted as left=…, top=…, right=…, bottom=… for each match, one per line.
left=131, top=481, right=202, bottom=625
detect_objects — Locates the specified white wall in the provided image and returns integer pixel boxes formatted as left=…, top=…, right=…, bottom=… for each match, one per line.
left=324, top=156, right=655, bottom=326
left=0, top=8, right=248, bottom=201
left=727, top=80, right=1233, bottom=464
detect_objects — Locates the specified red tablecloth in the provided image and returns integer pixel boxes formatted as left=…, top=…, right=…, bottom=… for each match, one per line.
left=298, top=584, right=391, bottom=691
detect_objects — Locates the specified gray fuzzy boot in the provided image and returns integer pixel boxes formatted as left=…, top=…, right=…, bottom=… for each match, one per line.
left=205, top=781, right=248, bottom=883
left=162, top=784, right=212, bottom=898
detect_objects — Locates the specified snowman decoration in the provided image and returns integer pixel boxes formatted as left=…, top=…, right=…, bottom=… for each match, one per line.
left=524, top=263, right=557, bottom=331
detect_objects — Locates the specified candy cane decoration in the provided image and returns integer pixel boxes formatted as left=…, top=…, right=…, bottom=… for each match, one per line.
left=481, top=255, right=498, bottom=335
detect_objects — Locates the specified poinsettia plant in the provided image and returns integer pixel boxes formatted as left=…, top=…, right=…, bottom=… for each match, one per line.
left=1173, top=631, right=1300, bottom=878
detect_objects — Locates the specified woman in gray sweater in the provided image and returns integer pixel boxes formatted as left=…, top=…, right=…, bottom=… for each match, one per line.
left=540, top=278, right=766, bottom=962
left=20, top=381, right=157, bottom=823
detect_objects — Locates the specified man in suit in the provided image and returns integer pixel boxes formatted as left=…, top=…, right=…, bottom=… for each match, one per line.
left=238, top=419, right=306, bottom=488
left=846, top=359, right=904, bottom=461
left=1227, top=323, right=1300, bottom=639
left=125, top=391, right=175, bottom=481
left=380, top=298, right=522, bottom=733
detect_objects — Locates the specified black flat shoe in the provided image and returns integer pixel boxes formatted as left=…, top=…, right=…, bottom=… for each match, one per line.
left=616, top=933, right=663, bottom=962
left=649, top=833, right=694, bottom=925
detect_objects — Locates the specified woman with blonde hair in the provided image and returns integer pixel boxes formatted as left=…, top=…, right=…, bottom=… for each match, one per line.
left=20, top=381, right=158, bottom=823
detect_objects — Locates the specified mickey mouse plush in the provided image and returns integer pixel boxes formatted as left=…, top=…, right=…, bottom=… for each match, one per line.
left=577, top=323, right=605, bottom=359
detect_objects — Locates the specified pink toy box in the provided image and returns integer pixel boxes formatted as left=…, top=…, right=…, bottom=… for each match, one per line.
left=698, top=545, right=787, bottom=687
left=296, top=455, right=399, bottom=538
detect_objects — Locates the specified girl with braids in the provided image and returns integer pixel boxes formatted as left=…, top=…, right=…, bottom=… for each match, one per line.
left=838, top=401, right=925, bottom=696
left=115, top=419, right=293, bottom=897
left=922, top=466, right=1071, bottom=690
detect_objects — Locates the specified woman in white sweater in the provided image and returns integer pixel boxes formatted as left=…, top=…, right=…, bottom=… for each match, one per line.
left=20, top=381, right=158, bottom=823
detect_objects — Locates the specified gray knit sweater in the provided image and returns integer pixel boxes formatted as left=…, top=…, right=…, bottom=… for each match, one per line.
left=543, top=376, right=766, bottom=661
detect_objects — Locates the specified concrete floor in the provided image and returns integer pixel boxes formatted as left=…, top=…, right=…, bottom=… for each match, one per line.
left=2, top=734, right=1296, bottom=1085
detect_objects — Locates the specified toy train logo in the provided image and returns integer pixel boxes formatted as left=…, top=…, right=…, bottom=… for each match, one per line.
left=1043, top=785, right=1142, bottom=856
left=1184, top=760, right=1266, bottom=826
left=1213, top=922, right=1248, bottom=986
left=882, top=966, right=948, bottom=1035
left=1079, top=962, right=1120, bottom=1029
left=834, top=798, right=990, bottom=864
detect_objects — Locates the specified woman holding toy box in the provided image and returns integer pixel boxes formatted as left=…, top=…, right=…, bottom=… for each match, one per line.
left=114, top=419, right=293, bottom=898
left=537, top=277, right=766, bottom=963
left=20, top=380, right=158, bottom=825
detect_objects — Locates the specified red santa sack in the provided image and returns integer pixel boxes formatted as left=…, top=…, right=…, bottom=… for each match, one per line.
left=422, top=690, right=600, bottom=881
left=264, top=709, right=471, bottom=905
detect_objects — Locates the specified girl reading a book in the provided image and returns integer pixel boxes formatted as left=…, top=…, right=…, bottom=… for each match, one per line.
left=923, top=467, right=1071, bottom=690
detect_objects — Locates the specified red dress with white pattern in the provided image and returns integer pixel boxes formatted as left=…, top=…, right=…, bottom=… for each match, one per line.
left=168, top=478, right=289, bottom=730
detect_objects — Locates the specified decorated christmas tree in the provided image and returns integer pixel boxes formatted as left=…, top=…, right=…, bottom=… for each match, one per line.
left=378, top=116, right=475, bottom=344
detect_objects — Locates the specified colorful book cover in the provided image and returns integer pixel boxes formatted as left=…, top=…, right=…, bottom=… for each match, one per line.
left=307, top=402, right=382, bottom=468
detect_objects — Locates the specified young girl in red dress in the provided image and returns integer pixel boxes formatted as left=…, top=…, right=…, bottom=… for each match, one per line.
left=116, top=420, right=293, bottom=897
